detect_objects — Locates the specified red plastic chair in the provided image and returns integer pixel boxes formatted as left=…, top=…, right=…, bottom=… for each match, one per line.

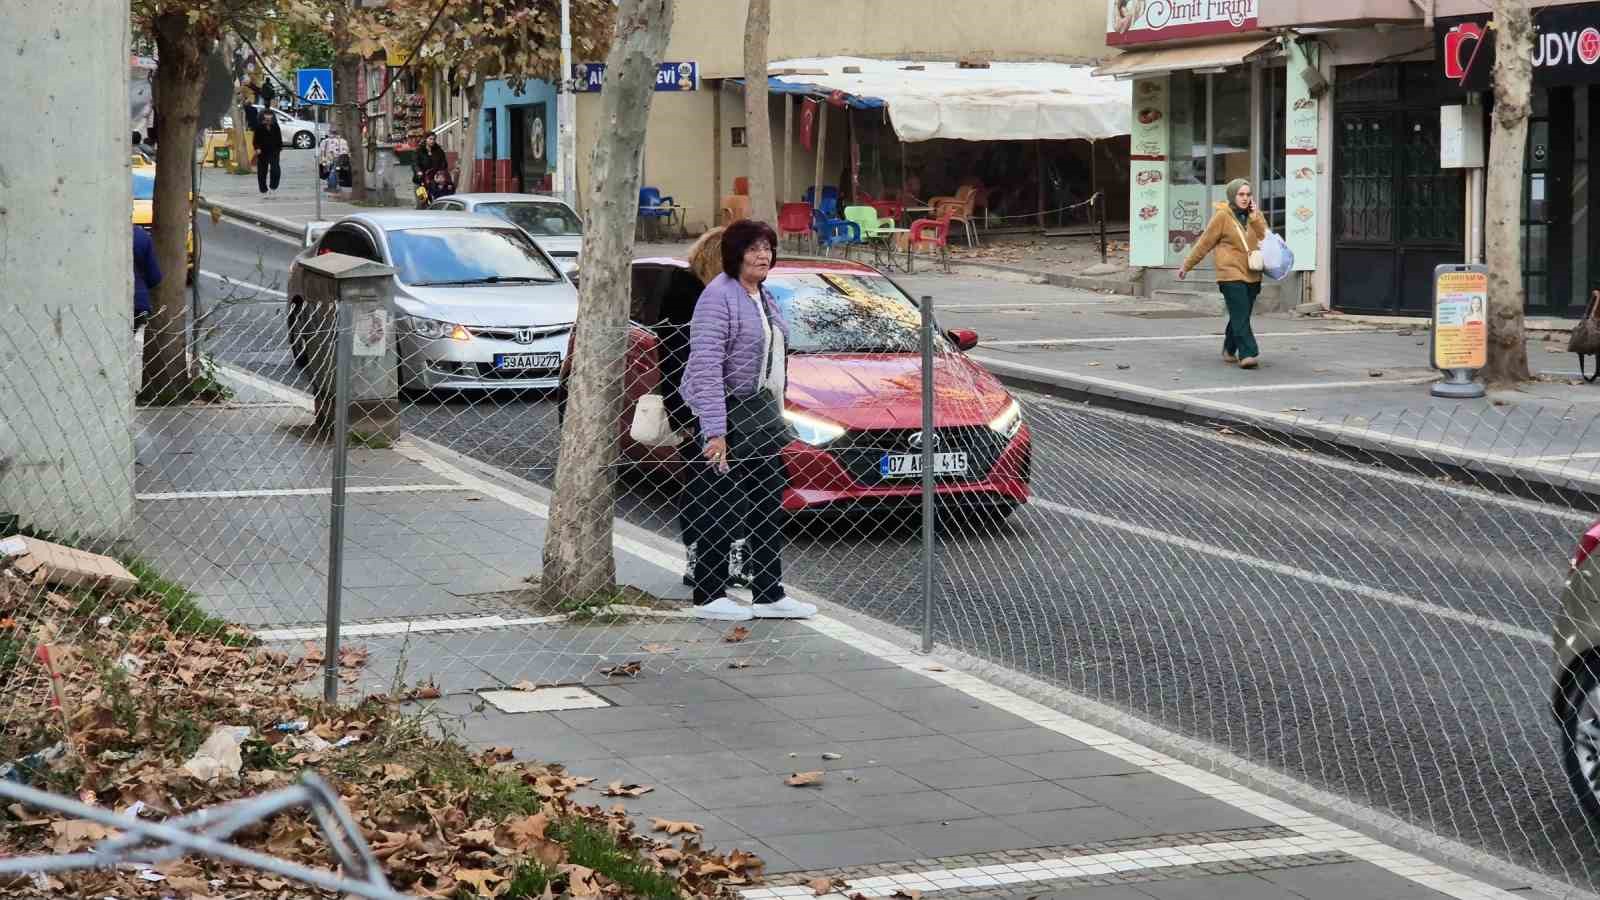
left=778, top=202, right=814, bottom=252
left=871, top=200, right=906, bottom=224
left=909, top=216, right=951, bottom=273
left=733, top=176, right=749, bottom=196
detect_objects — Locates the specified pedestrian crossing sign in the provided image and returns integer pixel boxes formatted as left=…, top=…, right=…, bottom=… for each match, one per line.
left=297, top=68, right=334, bottom=106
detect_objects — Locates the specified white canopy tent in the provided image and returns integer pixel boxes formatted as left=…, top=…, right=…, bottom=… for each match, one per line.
left=768, top=56, right=1131, bottom=143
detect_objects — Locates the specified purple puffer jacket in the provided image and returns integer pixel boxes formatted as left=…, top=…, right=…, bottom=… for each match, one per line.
left=681, top=272, right=791, bottom=439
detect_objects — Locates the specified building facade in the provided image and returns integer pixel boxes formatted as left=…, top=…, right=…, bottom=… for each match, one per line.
left=1103, top=0, right=1594, bottom=317
left=474, top=78, right=560, bottom=194
left=571, top=0, right=1112, bottom=233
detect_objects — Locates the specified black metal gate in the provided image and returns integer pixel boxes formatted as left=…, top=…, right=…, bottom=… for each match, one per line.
left=1332, top=63, right=1465, bottom=314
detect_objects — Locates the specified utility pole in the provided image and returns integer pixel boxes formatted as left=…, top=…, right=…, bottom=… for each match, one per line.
left=559, top=0, right=578, bottom=208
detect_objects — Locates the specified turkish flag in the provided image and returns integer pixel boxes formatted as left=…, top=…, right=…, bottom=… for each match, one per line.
left=800, top=98, right=818, bottom=152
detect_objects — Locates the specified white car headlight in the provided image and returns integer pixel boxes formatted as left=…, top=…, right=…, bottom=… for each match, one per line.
left=784, top=408, right=846, bottom=447
left=988, top=399, right=1023, bottom=440
left=405, top=316, right=470, bottom=341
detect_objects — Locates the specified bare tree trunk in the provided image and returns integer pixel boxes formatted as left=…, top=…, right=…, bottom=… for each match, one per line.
left=140, top=12, right=207, bottom=402
left=335, top=51, right=368, bottom=203
left=541, top=0, right=676, bottom=605
left=742, top=0, right=776, bottom=223
left=462, top=78, right=485, bottom=190
left=1483, top=0, right=1533, bottom=386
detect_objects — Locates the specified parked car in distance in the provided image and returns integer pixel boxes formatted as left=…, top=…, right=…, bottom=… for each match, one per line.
left=222, top=106, right=324, bottom=149
left=429, top=194, right=583, bottom=280
left=564, top=256, right=1031, bottom=517
left=286, top=211, right=578, bottom=394
left=1556, top=520, right=1600, bottom=823
left=132, top=166, right=194, bottom=282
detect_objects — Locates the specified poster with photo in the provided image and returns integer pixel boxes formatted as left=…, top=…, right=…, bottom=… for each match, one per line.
left=1128, top=77, right=1169, bottom=268
left=1285, top=40, right=1319, bottom=270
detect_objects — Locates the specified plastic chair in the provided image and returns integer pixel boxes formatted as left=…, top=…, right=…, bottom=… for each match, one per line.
left=778, top=202, right=815, bottom=252
left=639, top=186, right=677, bottom=239
left=812, top=209, right=859, bottom=257
left=909, top=216, right=951, bottom=273
left=719, top=194, right=752, bottom=226
left=844, top=205, right=894, bottom=241
left=928, top=186, right=978, bottom=248
left=871, top=200, right=906, bottom=224
left=733, top=176, right=749, bottom=196
left=803, top=185, right=840, bottom=217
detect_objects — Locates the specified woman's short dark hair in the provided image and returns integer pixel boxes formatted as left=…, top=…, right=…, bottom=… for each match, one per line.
left=721, top=219, right=779, bottom=278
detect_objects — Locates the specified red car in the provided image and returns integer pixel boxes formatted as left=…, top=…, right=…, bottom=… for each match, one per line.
left=572, top=256, right=1031, bottom=516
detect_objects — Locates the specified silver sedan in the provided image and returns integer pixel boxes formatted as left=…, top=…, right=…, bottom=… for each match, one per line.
left=286, top=210, right=578, bottom=393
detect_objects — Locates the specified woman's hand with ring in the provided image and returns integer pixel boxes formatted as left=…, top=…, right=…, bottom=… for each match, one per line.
left=704, top=436, right=730, bottom=474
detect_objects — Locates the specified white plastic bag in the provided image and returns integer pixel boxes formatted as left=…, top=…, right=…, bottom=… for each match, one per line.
left=1261, top=231, right=1294, bottom=281
left=629, top=394, right=680, bottom=447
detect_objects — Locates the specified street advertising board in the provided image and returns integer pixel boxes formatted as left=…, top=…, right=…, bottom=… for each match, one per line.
left=1107, top=0, right=1258, bottom=47
left=1284, top=39, right=1317, bottom=270
left=1128, top=77, right=1169, bottom=267
left=1430, top=264, right=1488, bottom=399
left=1438, top=3, right=1600, bottom=92
left=573, top=62, right=698, bottom=93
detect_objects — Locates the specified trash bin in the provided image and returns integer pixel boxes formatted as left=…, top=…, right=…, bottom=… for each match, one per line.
left=298, top=253, right=401, bottom=444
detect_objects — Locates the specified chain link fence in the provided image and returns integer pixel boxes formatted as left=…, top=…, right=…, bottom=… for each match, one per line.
left=10, top=252, right=1600, bottom=896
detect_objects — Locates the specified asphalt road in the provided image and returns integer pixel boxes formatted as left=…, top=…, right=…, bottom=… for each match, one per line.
left=194, top=217, right=1600, bottom=893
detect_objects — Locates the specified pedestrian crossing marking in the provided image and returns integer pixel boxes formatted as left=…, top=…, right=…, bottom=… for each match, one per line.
left=302, top=78, right=328, bottom=103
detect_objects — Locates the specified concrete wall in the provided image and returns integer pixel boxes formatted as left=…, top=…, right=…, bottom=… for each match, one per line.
left=666, top=0, right=1109, bottom=76
left=0, top=1, right=135, bottom=539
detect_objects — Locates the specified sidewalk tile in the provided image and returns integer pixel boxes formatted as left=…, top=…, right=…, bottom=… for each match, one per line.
left=553, top=706, right=683, bottom=734
left=720, top=672, right=840, bottom=698
left=605, top=678, right=749, bottom=705
left=946, top=780, right=1098, bottom=816
left=883, top=817, right=1039, bottom=857
left=590, top=726, right=731, bottom=757
left=1119, top=798, right=1274, bottom=832
left=1138, top=874, right=1308, bottom=900
left=817, top=667, right=942, bottom=692
left=1257, top=862, right=1451, bottom=899
left=950, top=727, right=1093, bottom=756
left=820, top=766, right=933, bottom=797
left=693, top=720, right=832, bottom=750
left=757, top=827, right=919, bottom=871
left=1001, top=806, right=1154, bottom=844
left=1004, top=749, right=1147, bottom=780
left=1055, top=772, right=1210, bottom=806
left=822, top=789, right=988, bottom=828
left=628, top=751, right=769, bottom=782
left=671, top=772, right=849, bottom=810
left=806, top=713, right=937, bottom=741
left=713, top=800, right=857, bottom=837
left=760, top=691, right=895, bottom=720
left=736, top=735, right=990, bottom=773
left=895, top=757, right=1043, bottom=790
left=673, top=699, right=796, bottom=726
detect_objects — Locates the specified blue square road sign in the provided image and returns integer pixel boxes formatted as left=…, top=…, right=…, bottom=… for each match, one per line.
left=297, top=68, right=334, bottom=105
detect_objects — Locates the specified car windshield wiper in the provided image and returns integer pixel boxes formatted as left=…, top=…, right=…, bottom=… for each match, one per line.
left=411, top=275, right=558, bottom=286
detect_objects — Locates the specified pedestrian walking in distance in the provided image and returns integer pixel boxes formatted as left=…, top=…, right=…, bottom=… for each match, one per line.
left=1178, top=178, right=1268, bottom=369
left=681, top=219, right=816, bottom=622
left=253, top=110, right=284, bottom=196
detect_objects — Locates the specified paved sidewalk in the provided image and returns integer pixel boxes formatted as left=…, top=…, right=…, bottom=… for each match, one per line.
left=119, top=368, right=1546, bottom=899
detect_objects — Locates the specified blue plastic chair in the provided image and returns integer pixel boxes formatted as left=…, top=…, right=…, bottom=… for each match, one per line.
left=812, top=209, right=860, bottom=256
left=638, top=186, right=677, bottom=239
left=802, top=185, right=840, bottom=218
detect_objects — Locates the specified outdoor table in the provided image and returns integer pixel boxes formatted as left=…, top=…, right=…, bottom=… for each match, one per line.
left=901, top=206, right=933, bottom=227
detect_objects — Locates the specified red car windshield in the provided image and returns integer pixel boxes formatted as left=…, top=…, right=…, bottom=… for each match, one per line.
left=765, top=273, right=946, bottom=354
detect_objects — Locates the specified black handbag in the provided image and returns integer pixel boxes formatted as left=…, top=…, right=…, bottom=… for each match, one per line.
left=1570, top=290, right=1600, bottom=382
left=723, top=296, right=793, bottom=456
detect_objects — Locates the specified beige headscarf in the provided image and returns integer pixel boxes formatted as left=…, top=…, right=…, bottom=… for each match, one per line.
left=687, top=227, right=725, bottom=285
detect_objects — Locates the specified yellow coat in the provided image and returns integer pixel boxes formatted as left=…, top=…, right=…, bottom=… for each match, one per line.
left=1182, top=202, right=1267, bottom=284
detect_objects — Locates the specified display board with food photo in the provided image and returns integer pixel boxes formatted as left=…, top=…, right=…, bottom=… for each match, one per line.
left=1128, top=76, right=1169, bottom=267
left=1284, top=40, right=1320, bottom=269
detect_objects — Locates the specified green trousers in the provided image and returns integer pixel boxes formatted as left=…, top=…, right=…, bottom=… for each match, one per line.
left=1219, top=281, right=1261, bottom=360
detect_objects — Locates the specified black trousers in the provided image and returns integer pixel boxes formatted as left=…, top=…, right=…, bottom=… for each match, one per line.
left=257, top=154, right=282, bottom=193
left=687, top=441, right=785, bottom=605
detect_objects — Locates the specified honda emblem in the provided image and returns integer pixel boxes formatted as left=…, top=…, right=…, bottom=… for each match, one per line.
left=515, top=329, right=534, bottom=344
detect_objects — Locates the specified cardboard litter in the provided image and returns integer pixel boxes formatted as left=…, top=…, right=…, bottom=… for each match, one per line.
left=0, top=535, right=138, bottom=595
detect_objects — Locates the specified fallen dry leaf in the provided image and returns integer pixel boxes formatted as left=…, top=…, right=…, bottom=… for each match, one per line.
left=727, top=658, right=754, bottom=669
left=453, top=868, right=505, bottom=896
left=378, top=763, right=414, bottom=784
left=504, top=812, right=550, bottom=849
left=654, top=847, right=684, bottom=865
left=924, top=665, right=948, bottom=672
left=892, top=890, right=924, bottom=900
left=640, top=643, right=676, bottom=654
left=723, top=625, right=751, bottom=643
left=809, top=876, right=851, bottom=895
left=511, top=680, right=545, bottom=692
left=821, top=752, right=844, bottom=761
left=651, top=817, right=703, bottom=836
left=785, top=770, right=825, bottom=787
left=603, top=781, right=655, bottom=798
left=600, top=661, right=643, bottom=678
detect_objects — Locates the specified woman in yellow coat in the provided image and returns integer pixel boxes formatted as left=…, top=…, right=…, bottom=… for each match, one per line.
left=1178, top=178, right=1268, bottom=369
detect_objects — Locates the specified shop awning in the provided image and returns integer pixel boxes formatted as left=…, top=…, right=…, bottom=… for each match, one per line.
left=1092, top=38, right=1281, bottom=80
left=754, top=56, right=1131, bottom=143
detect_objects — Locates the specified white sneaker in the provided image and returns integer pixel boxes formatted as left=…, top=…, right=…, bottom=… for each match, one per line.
left=692, top=597, right=752, bottom=621
left=752, top=597, right=817, bottom=619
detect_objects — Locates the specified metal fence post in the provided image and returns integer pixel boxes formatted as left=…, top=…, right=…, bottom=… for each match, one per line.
left=1097, top=192, right=1108, bottom=265
left=324, top=299, right=353, bottom=705
left=920, top=294, right=937, bottom=654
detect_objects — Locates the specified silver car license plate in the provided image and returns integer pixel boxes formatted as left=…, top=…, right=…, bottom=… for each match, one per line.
left=880, top=452, right=968, bottom=478
left=494, top=351, right=561, bottom=371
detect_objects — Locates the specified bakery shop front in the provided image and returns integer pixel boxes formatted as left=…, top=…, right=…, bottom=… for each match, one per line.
left=1096, top=0, right=1320, bottom=307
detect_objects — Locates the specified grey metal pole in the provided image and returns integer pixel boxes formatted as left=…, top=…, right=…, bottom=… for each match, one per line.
left=191, top=143, right=202, bottom=344
left=559, top=0, right=577, bottom=208
left=920, top=293, right=937, bottom=654
left=324, top=299, right=353, bottom=705
left=315, top=140, right=324, bottom=221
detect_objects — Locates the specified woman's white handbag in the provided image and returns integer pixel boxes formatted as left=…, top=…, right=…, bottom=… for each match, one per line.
left=629, top=394, right=680, bottom=447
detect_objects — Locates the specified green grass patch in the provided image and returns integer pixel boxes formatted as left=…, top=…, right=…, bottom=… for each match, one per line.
left=124, top=558, right=252, bottom=646
left=551, top=817, right=680, bottom=900
left=501, top=862, right=555, bottom=899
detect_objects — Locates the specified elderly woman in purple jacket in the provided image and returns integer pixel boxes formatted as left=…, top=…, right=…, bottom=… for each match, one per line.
left=680, top=220, right=817, bottom=622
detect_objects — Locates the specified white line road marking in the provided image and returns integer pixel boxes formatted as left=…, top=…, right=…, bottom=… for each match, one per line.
left=743, top=838, right=1338, bottom=899
left=1038, top=397, right=1594, bottom=525
left=137, top=484, right=470, bottom=501
left=1531, top=451, right=1600, bottom=462
left=1029, top=496, right=1543, bottom=644
left=199, top=270, right=287, bottom=298
left=975, top=353, right=1600, bottom=490
left=1177, top=376, right=1438, bottom=395
left=213, top=362, right=313, bottom=411
left=940, top=300, right=1119, bottom=312
left=386, top=430, right=1539, bottom=900
left=986, top=329, right=1379, bottom=346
